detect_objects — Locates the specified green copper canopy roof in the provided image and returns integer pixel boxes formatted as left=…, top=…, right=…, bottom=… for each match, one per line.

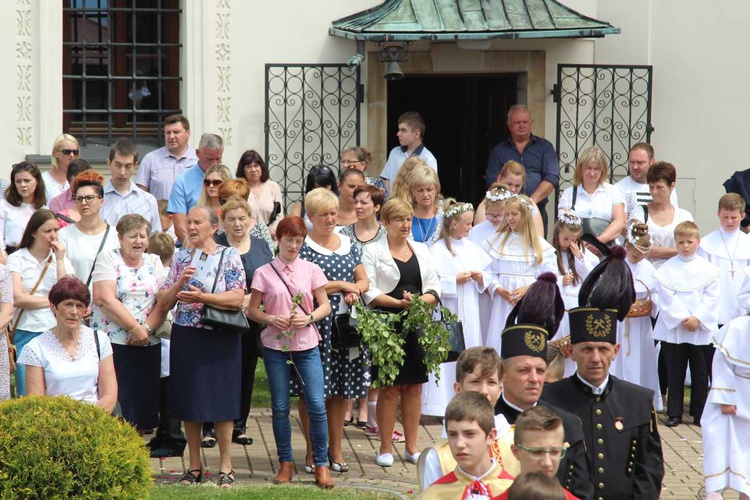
left=330, top=0, right=620, bottom=41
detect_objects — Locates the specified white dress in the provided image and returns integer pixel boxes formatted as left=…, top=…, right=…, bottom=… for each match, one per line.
left=421, top=237, right=492, bottom=417
left=468, top=220, right=501, bottom=340
left=702, top=317, right=750, bottom=497
left=553, top=248, right=599, bottom=377
left=610, top=258, right=662, bottom=410
left=482, top=232, right=556, bottom=354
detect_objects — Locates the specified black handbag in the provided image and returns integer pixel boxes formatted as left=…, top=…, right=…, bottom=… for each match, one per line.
left=415, top=296, right=466, bottom=363
left=199, top=248, right=250, bottom=334
left=332, top=304, right=362, bottom=350
left=571, top=186, right=615, bottom=245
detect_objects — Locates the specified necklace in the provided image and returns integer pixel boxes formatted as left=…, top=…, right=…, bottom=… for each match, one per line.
left=719, top=231, right=741, bottom=277
left=415, top=215, right=436, bottom=243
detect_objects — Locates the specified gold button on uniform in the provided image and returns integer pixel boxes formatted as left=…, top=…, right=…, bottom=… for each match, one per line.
left=598, top=453, right=604, bottom=459
left=597, top=438, right=604, bottom=445
left=598, top=467, right=604, bottom=474
left=628, top=468, right=632, bottom=474
left=598, top=482, right=605, bottom=489
left=595, top=409, right=602, bottom=416
left=596, top=423, right=603, bottom=430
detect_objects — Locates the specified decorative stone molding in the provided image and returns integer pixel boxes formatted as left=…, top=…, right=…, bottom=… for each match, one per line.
left=215, top=0, right=232, bottom=146
left=16, top=0, right=32, bottom=146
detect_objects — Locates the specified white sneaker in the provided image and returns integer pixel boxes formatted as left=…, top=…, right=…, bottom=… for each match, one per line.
left=405, top=451, right=421, bottom=464
left=375, top=452, right=394, bottom=467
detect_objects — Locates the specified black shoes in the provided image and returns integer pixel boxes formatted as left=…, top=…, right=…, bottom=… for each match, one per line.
left=665, top=416, right=682, bottom=427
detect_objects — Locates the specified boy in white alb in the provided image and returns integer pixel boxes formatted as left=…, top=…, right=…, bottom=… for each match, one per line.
left=698, top=193, right=750, bottom=326
left=654, top=221, right=720, bottom=427
left=702, top=266, right=750, bottom=500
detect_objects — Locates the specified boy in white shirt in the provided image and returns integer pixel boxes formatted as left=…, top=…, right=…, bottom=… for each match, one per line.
left=654, top=221, right=720, bottom=427
left=379, top=111, right=437, bottom=191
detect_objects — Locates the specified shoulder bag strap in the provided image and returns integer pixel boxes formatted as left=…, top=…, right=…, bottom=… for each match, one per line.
left=85, top=225, right=111, bottom=287
left=209, top=248, right=228, bottom=293
left=9, top=255, right=54, bottom=341
left=642, top=204, right=649, bottom=223
left=269, top=262, right=309, bottom=315
left=571, top=185, right=577, bottom=211
left=94, top=329, right=101, bottom=360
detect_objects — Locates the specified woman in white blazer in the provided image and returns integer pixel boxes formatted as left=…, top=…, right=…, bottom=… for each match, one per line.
left=361, top=198, right=441, bottom=468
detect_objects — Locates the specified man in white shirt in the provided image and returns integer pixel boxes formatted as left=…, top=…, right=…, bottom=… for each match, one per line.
left=135, top=114, right=197, bottom=201
left=379, top=111, right=437, bottom=191
left=616, top=143, right=679, bottom=212
left=101, top=140, right=162, bottom=234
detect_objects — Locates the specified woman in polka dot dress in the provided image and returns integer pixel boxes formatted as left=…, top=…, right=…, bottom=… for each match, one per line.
left=293, top=188, right=369, bottom=474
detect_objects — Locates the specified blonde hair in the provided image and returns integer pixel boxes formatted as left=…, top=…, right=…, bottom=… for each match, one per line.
left=573, top=146, right=609, bottom=186
left=219, top=178, right=250, bottom=200
left=499, top=161, right=526, bottom=183
left=380, top=197, right=413, bottom=223
left=674, top=220, right=700, bottom=240
left=305, top=187, right=339, bottom=217
left=718, top=192, right=746, bottom=213
left=391, top=157, right=427, bottom=202
left=407, top=165, right=441, bottom=212
left=51, top=133, right=80, bottom=170
left=220, top=195, right=253, bottom=220
left=484, top=182, right=512, bottom=208
left=552, top=218, right=584, bottom=284
left=437, top=199, right=473, bottom=255
left=492, top=196, right=544, bottom=265
left=197, top=164, right=232, bottom=207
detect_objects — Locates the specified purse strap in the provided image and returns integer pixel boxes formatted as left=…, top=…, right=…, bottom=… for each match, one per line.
left=571, top=185, right=577, bottom=211
left=208, top=247, right=228, bottom=293
left=269, top=262, right=309, bottom=315
left=10, top=255, right=54, bottom=341
left=85, top=225, right=111, bottom=287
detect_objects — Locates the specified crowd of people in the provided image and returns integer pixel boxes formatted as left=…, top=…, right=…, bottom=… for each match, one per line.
left=0, top=106, right=747, bottom=499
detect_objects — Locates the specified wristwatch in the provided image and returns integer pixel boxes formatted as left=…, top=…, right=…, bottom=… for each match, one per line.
left=308, top=313, right=314, bottom=324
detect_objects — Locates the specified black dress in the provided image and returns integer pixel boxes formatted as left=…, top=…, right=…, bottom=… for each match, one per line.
left=376, top=253, right=428, bottom=385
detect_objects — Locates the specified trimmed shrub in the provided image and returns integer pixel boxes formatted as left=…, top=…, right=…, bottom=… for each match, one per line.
left=0, top=395, right=151, bottom=499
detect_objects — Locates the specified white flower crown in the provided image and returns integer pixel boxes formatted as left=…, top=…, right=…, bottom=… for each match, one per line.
left=512, top=195, right=533, bottom=212
left=558, top=211, right=582, bottom=226
left=444, top=202, right=474, bottom=220
left=485, top=189, right=513, bottom=203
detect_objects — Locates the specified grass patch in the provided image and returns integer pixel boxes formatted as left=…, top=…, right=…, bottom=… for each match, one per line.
left=251, top=360, right=271, bottom=408
left=149, top=484, right=399, bottom=499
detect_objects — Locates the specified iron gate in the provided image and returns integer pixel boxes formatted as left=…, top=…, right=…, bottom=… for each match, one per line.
left=553, top=64, right=653, bottom=205
left=265, top=64, right=362, bottom=211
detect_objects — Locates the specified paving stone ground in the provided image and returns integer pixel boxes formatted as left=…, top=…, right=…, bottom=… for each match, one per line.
left=150, top=407, right=741, bottom=499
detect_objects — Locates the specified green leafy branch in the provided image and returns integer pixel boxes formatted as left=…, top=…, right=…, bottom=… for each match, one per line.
left=275, top=292, right=305, bottom=382
left=354, top=301, right=403, bottom=388
left=402, top=296, right=455, bottom=383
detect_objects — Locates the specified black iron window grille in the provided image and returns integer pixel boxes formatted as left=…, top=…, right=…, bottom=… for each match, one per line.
left=265, top=64, right=362, bottom=211
left=62, top=0, right=182, bottom=146
left=553, top=64, right=654, bottom=199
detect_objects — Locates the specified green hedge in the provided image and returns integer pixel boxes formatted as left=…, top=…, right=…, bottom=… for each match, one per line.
left=0, top=395, right=151, bottom=499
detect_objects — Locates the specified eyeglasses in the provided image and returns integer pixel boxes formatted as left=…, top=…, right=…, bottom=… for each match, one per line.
left=61, top=149, right=80, bottom=156
left=310, top=165, right=333, bottom=175
left=515, top=444, right=567, bottom=460
left=486, top=213, right=504, bottom=221
left=74, top=195, right=102, bottom=204
left=203, top=179, right=223, bottom=187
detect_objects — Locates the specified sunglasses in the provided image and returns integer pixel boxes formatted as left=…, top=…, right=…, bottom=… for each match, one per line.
left=60, top=149, right=80, bottom=156
left=203, top=179, right=223, bottom=187
left=310, top=165, right=333, bottom=175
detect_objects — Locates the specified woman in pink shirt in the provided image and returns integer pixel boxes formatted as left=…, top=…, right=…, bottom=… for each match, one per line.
left=246, top=215, right=333, bottom=488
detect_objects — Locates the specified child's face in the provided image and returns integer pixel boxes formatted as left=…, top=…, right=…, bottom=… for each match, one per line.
left=511, top=427, right=565, bottom=477
left=446, top=419, right=496, bottom=473
left=718, top=209, right=742, bottom=232
left=676, top=234, right=699, bottom=259
left=626, top=244, right=646, bottom=263
left=160, top=212, right=173, bottom=229
left=454, top=367, right=503, bottom=407
left=557, top=229, right=580, bottom=251
left=450, top=212, right=474, bottom=240
left=485, top=204, right=504, bottom=228
left=505, top=208, right=521, bottom=232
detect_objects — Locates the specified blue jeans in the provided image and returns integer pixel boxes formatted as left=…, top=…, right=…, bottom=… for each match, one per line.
left=264, top=346, right=328, bottom=466
left=14, top=329, right=42, bottom=396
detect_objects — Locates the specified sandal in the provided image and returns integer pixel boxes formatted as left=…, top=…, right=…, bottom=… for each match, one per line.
left=200, top=436, right=216, bottom=448
left=343, top=416, right=354, bottom=428
left=356, top=420, right=367, bottom=429
left=232, top=434, right=253, bottom=446
left=218, top=470, right=235, bottom=488
left=304, top=463, right=316, bottom=474
left=179, top=468, right=203, bottom=485
left=329, top=453, right=350, bottom=473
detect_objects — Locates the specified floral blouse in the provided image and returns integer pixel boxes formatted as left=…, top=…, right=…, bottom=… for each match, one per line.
left=162, top=245, right=246, bottom=328
left=90, top=250, right=166, bottom=346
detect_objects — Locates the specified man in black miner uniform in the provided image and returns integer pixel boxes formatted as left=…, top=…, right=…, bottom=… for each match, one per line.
left=541, top=241, right=664, bottom=500
left=495, top=273, right=594, bottom=500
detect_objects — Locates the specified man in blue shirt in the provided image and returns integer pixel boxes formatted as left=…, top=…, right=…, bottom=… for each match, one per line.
left=486, top=105, right=559, bottom=234
left=167, top=133, right=223, bottom=243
